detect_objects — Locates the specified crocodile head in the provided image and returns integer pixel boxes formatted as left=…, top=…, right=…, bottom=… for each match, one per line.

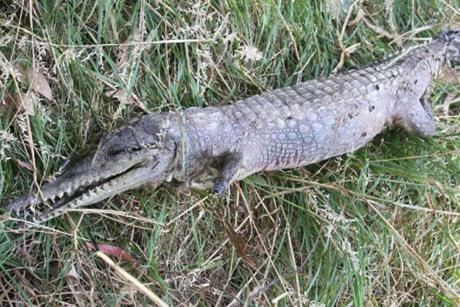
left=5, top=114, right=177, bottom=226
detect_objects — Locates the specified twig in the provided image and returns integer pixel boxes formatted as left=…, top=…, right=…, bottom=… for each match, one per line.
left=332, top=0, right=362, bottom=74
left=439, top=0, right=460, bottom=15
left=95, top=251, right=168, bottom=307
left=275, top=6, right=300, bottom=62
left=366, top=201, right=460, bottom=301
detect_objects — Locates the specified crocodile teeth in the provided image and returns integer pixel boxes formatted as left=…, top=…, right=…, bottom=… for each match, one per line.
left=72, top=199, right=84, bottom=208
left=106, top=181, right=116, bottom=187
left=41, top=194, right=53, bottom=202
left=80, top=193, right=90, bottom=202
left=64, top=187, right=72, bottom=196
left=48, top=193, right=61, bottom=202
left=23, top=208, right=31, bottom=219
left=93, top=187, right=103, bottom=194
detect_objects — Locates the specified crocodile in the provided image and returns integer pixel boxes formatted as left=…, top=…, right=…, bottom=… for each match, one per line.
left=4, top=29, right=460, bottom=227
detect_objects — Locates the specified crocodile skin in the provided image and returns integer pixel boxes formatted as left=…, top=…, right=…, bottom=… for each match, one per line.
left=173, top=44, right=441, bottom=190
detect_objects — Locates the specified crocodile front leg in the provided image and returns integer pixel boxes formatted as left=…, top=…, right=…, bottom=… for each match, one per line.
left=211, top=152, right=243, bottom=194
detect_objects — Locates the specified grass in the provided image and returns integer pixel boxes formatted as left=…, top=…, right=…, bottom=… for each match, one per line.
left=0, top=0, right=459, bottom=305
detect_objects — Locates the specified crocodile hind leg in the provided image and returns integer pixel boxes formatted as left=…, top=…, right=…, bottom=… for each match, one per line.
left=211, top=153, right=243, bottom=194
left=394, top=91, right=436, bottom=138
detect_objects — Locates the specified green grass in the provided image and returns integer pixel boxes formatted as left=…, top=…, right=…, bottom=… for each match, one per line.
left=1, top=0, right=459, bottom=305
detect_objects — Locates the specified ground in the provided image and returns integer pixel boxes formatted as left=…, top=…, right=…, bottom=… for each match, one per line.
left=0, top=0, right=459, bottom=306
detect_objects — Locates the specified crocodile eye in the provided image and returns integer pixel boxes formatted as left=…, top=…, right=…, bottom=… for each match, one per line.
left=108, top=146, right=143, bottom=156
left=127, top=147, right=143, bottom=153
left=108, top=148, right=124, bottom=156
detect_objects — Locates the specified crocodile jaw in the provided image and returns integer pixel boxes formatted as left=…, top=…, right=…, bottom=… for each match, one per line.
left=28, top=164, right=158, bottom=225
left=5, top=147, right=167, bottom=225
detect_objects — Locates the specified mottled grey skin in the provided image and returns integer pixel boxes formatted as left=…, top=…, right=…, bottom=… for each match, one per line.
left=5, top=30, right=460, bottom=226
